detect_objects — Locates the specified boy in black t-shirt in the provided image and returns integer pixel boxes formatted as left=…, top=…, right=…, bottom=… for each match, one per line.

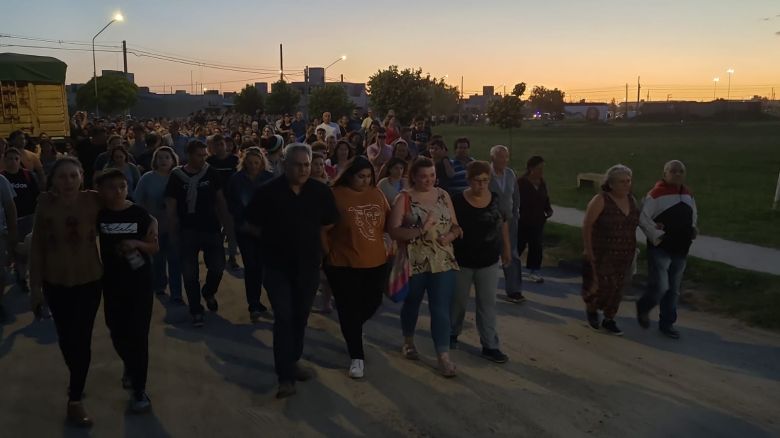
left=206, top=134, right=240, bottom=270
left=2, top=148, right=39, bottom=292
left=95, top=169, right=159, bottom=414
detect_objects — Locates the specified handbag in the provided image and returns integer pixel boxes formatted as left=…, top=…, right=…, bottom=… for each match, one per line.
left=386, top=192, right=413, bottom=303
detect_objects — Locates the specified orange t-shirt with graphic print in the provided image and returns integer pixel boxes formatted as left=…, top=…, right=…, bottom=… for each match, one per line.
left=327, top=185, right=389, bottom=268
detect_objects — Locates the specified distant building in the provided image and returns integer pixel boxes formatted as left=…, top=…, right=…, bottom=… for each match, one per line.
left=640, top=100, right=762, bottom=118
left=564, top=102, right=611, bottom=121
left=463, top=85, right=500, bottom=113
left=253, top=82, right=268, bottom=94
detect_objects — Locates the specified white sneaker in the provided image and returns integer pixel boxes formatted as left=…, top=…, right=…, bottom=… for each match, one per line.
left=348, top=359, right=365, bottom=379
left=527, top=272, right=544, bottom=283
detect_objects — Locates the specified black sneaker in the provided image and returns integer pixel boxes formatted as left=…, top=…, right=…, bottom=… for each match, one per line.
left=192, top=313, right=205, bottom=328
left=506, top=293, right=527, bottom=304
left=481, top=348, right=509, bottom=364
left=130, top=392, right=151, bottom=414
left=257, top=303, right=268, bottom=312
left=249, top=311, right=262, bottom=323
left=449, top=336, right=458, bottom=350
left=636, top=303, right=650, bottom=329
left=587, top=311, right=600, bottom=330
left=205, top=296, right=219, bottom=312
left=170, top=297, right=186, bottom=306
left=227, top=259, right=241, bottom=271
left=660, top=326, right=681, bottom=339
left=601, top=319, right=624, bottom=336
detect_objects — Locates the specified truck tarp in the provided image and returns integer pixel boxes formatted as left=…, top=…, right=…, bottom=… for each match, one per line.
left=0, top=53, right=67, bottom=84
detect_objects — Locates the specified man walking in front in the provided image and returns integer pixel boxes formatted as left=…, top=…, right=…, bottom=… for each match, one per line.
left=489, top=145, right=524, bottom=303
left=637, top=160, right=698, bottom=339
left=246, top=143, right=338, bottom=399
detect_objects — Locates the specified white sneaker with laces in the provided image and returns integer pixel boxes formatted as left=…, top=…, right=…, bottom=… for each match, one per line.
left=527, top=272, right=544, bottom=283
left=348, top=359, right=365, bottom=379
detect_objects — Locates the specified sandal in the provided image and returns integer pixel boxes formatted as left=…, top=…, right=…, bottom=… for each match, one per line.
left=401, top=344, right=420, bottom=360
left=438, top=359, right=457, bottom=378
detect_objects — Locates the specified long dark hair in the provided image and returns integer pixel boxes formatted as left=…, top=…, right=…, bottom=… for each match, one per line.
left=333, top=155, right=376, bottom=188
left=329, top=140, right=354, bottom=166
left=378, top=157, right=407, bottom=181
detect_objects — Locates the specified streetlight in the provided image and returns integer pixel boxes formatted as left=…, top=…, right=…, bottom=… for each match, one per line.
left=726, top=68, right=734, bottom=101
left=713, top=77, right=719, bottom=100
left=325, top=55, right=346, bottom=70
left=92, top=12, right=124, bottom=117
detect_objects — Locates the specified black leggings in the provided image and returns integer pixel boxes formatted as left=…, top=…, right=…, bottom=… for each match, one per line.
left=103, top=280, right=154, bottom=396
left=324, top=264, right=388, bottom=360
left=44, top=280, right=102, bottom=402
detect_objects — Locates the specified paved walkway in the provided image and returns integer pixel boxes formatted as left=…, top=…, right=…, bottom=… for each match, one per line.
left=1, top=265, right=779, bottom=437
left=549, top=205, right=780, bottom=276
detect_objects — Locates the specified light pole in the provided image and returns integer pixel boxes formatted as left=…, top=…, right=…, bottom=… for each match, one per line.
left=92, top=12, right=124, bottom=117
left=713, top=77, right=719, bottom=100
left=726, top=68, right=734, bottom=101
left=324, top=55, right=347, bottom=73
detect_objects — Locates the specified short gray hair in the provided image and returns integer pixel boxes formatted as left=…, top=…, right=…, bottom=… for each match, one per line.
left=663, top=160, right=686, bottom=174
left=489, top=145, right=509, bottom=159
left=601, top=164, right=632, bottom=192
left=283, top=142, right=312, bottom=161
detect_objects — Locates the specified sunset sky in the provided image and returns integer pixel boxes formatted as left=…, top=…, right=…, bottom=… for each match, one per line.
left=3, top=0, right=779, bottom=102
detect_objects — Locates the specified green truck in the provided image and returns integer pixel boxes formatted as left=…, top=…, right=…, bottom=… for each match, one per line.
left=0, top=53, right=70, bottom=141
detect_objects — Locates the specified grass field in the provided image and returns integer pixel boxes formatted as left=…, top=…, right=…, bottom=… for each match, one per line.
left=543, top=222, right=780, bottom=330
left=436, top=122, right=780, bottom=248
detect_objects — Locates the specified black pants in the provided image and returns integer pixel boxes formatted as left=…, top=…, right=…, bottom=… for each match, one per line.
left=263, top=264, right=320, bottom=384
left=324, top=264, right=388, bottom=360
left=517, top=222, right=545, bottom=271
left=103, top=279, right=154, bottom=397
left=179, top=229, right=225, bottom=315
left=43, top=280, right=102, bottom=402
left=236, top=231, right=263, bottom=312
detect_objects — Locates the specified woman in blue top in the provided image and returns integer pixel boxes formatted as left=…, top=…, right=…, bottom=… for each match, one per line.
left=226, top=147, right=273, bottom=322
left=134, top=146, right=183, bottom=303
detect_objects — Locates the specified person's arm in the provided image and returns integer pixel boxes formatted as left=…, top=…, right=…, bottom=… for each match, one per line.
left=29, top=195, right=48, bottom=310
left=4, top=198, right=18, bottom=250
left=440, top=157, right=455, bottom=178
left=436, top=190, right=462, bottom=246
left=387, top=192, right=435, bottom=241
left=691, top=193, right=699, bottom=239
left=32, top=156, right=46, bottom=190
left=166, top=198, right=179, bottom=238
left=215, top=189, right=234, bottom=237
left=133, top=175, right=147, bottom=207
left=500, top=220, right=511, bottom=267
left=320, top=224, right=335, bottom=257
left=543, top=180, right=553, bottom=218
left=118, top=216, right=160, bottom=256
left=639, top=193, right=664, bottom=245
left=582, top=194, right=605, bottom=261
left=510, top=171, right=521, bottom=218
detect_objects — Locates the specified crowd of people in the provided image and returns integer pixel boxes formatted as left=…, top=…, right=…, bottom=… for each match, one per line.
left=0, top=107, right=698, bottom=427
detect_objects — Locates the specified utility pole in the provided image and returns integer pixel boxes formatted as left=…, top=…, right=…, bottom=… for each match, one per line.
left=636, top=76, right=641, bottom=116
left=458, top=75, right=464, bottom=125
left=340, top=74, right=343, bottom=83
left=304, top=66, right=309, bottom=119
left=190, top=71, right=193, bottom=95
left=279, top=44, right=284, bottom=82
left=122, top=40, right=128, bottom=74
left=625, top=83, right=629, bottom=116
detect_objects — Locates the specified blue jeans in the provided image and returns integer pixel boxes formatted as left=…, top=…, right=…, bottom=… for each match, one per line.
left=501, top=218, right=522, bottom=294
left=401, top=270, right=455, bottom=354
left=179, top=229, right=225, bottom=315
left=452, top=264, right=500, bottom=349
left=638, top=245, right=687, bottom=329
left=236, top=231, right=263, bottom=312
left=263, top=264, right=320, bottom=383
left=152, top=232, right=182, bottom=299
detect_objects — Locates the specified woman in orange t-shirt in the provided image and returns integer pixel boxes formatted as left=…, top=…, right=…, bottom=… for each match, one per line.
left=324, top=156, right=389, bottom=379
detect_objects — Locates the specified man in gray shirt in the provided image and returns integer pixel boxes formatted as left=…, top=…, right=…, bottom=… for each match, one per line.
left=489, top=145, right=524, bottom=302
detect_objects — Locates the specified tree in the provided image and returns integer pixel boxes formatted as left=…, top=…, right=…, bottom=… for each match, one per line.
left=429, top=78, right=460, bottom=117
left=487, top=83, right=525, bottom=145
left=367, top=66, right=432, bottom=124
left=308, top=84, right=354, bottom=120
left=528, top=86, right=565, bottom=114
left=266, top=80, right=300, bottom=115
left=233, top=85, right=264, bottom=115
left=76, top=75, right=138, bottom=115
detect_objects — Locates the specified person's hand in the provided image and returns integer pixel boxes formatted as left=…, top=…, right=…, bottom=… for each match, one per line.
left=655, top=222, right=665, bottom=230
left=436, top=233, right=453, bottom=246
left=117, top=240, right=139, bottom=254
left=422, top=214, right=437, bottom=232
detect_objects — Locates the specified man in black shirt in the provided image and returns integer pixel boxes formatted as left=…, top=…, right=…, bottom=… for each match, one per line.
left=95, top=169, right=159, bottom=413
left=206, top=134, right=240, bottom=270
left=246, top=143, right=338, bottom=399
left=165, top=140, right=233, bottom=327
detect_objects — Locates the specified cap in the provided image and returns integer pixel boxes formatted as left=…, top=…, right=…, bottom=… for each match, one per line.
left=266, top=134, right=285, bottom=153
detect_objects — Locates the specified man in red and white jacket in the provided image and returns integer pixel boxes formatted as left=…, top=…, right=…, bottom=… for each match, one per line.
left=637, top=160, right=698, bottom=339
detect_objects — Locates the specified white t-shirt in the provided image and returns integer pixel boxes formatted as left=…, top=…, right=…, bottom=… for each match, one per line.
left=317, top=122, right=341, bottom=139
left=0, top=174, right=17, bottom=233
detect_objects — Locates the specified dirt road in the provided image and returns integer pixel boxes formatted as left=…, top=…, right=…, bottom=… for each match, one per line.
left=1, top=267, right=778, bottom=437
